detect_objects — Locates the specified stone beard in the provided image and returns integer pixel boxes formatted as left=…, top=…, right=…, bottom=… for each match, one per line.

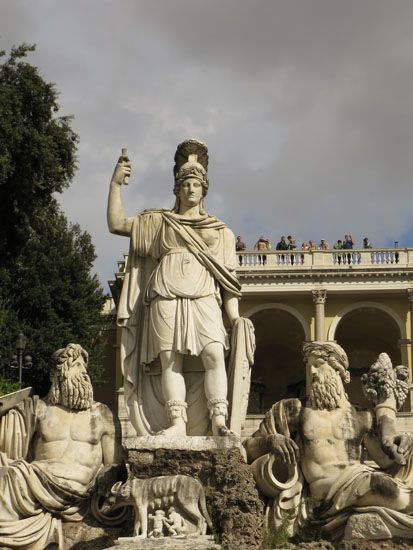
left=48, top=361, right=94, bottom=410
left=309, top=368, right=346, bottom=410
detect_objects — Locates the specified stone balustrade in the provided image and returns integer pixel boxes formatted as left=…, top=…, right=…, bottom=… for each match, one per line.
left=236, top=248, right=412, bottom=270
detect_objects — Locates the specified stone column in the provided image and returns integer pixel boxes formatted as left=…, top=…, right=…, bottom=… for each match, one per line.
left=406, top=289, right=413, bottom=410
left=312, top=289, right=327, bottom=342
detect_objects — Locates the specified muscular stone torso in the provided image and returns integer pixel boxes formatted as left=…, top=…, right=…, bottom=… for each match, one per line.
left=299, top=405, right=370, bottom=498
left=32, top=402, right=104, bottom=492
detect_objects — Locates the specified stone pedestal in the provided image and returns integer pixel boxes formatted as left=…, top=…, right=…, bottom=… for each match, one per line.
left=106, top=534, right=220, bottom=550
left=344, top=512, right=413, bottom=542
left=344, top=513, right=392, bottom=540
left=122, top=436, right=263, bottom=550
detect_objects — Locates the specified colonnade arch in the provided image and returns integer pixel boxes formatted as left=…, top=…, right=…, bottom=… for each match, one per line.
left=245, top=304, right=309, bottom=413
left=328, top=302, right=403, bottom=407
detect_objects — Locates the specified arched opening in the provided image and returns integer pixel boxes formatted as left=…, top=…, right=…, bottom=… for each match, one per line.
left=247, top=307, right=306, bottom=413
left=334, top=307, right=402, bottom=407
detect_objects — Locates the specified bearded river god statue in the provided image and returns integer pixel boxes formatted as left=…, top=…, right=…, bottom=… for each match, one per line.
left=0, top=344, right=126, bottom=550
left=244, top=342, right=413, bottom=542
left=107, top=139, right=255, bottom=437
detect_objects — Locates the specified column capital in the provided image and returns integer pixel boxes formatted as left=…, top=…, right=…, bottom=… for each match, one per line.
left=407, top=288, right=413, bottom=304
left=312, top=289, right=327, bottom=305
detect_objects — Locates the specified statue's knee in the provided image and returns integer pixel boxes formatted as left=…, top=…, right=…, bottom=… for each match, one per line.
left=202, top=343, right=224, bottom=366
left=370, top=473, right=409, bottom=510
left=370, top=473, right=399, bottom=499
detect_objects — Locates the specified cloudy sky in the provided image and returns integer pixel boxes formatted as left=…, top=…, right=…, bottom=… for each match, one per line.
left=2, top=0, right=413, bottom=290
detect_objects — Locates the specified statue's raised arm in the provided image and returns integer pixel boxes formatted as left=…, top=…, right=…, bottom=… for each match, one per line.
left=107, top=148, right=133, bottom=236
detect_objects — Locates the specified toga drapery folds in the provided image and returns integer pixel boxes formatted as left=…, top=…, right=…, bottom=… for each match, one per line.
left=117, top=209, right=255, bottom=435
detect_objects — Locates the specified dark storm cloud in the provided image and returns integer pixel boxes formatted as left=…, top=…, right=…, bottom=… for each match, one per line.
left=2, top=0, right=413, bottom=287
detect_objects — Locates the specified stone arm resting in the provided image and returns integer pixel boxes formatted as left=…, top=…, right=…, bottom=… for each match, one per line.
left=375, top=401, right=413, bottom=465
left=244, top=399, right=302, bottom=465
left=95, top=404, right=126, bottom=493
left=245, top=432, right=300, bottom=465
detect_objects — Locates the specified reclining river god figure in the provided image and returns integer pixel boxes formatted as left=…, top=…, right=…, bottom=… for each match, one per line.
left=107, top=139, right=255, bottom=437
left=244, top=342, right=413, bottom=541
left=0, top=344, right=124, bottom=550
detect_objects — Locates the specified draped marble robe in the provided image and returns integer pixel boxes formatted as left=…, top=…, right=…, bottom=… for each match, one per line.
left=117, top=209, right=252, bottom=435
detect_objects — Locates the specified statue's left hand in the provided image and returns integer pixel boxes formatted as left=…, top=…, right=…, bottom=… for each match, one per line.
left=382, top=433, right=413, bottom=465
left=394, top=432, right=413, bottom=462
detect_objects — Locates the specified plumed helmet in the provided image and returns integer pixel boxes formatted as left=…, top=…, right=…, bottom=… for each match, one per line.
left=174, top=139, right=209, bottom=177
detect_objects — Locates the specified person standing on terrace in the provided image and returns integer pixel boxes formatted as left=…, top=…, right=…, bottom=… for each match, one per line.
left=363, top=237, right=373, bottom=249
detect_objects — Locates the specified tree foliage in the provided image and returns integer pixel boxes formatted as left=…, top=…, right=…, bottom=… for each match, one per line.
left=0, top=44, right=77, bottom=263
left=0, top=45, right=105, bottom=395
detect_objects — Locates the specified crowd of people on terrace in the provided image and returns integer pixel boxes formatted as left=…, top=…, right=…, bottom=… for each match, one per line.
left=235, top=234, right=375, bottom=252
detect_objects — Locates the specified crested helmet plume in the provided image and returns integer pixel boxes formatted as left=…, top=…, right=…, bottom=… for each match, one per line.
left=173, top=139, right=209, bottom=177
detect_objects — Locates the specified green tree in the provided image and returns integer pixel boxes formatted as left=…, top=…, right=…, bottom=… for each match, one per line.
left=0, top=44, right=77, bottom=263
left=0, top=45, right=105, bottom=395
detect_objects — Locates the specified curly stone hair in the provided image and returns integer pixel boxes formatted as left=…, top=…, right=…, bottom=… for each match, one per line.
left=48, top=343, right=90, bottom=407
left=303, top=341, right=350, bottom=384
left=50, top=343, right=89, bottom=378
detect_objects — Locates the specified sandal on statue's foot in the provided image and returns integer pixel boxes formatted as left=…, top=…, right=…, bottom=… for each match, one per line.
left=216, top=425, right=236, bottom=436
left=158, top=400, right=187, bottom=437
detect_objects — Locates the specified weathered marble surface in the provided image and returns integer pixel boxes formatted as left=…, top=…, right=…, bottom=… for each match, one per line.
left=102, top=474, right=211, bottom=538
left=245, top=342, right=413, bottom=542
left=124, top=443, right=263, bottom=549
left=123, top=434, right=244, bottom=453
left=0, top=344, right=125, bottom=550
left=106, top=534, right=220, bottom=549
left=345, top=513, right=393, bottom=540
left=107, top=140, right=254, bottom=437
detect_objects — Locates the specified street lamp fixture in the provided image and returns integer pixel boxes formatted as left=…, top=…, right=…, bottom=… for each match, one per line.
left=10, top=332, right=32, bottom=388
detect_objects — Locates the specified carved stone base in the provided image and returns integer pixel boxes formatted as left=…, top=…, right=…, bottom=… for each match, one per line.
left=59, top=517, right=127, bottom=549
left=124, top=436, right=263, bottom=549
left=124, top=435, right=244, bottom=454
left=107, top=534, right=220, bottom=549
left=344, top=512, right=413, bottom=542
left=345, top=513, right=392, bottom=540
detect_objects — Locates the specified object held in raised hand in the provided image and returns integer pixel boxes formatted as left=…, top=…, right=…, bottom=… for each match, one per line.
left=121, top=147, right=129, bottom=185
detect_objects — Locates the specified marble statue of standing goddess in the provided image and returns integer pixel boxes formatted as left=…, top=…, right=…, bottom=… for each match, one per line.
left=107, top=140, right=254, bottom=437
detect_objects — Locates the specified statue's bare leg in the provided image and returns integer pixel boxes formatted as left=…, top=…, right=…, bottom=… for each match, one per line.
left=201, top=342, right=234, bottom=436
left=158, top=351, right=187, bottom=436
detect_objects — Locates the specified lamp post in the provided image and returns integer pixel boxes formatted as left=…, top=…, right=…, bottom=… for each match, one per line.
left=10, top=332, right=32, bottom=388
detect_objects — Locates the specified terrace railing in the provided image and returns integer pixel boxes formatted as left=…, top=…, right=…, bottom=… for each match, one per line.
left=236, top=248, right=413, bottom=270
